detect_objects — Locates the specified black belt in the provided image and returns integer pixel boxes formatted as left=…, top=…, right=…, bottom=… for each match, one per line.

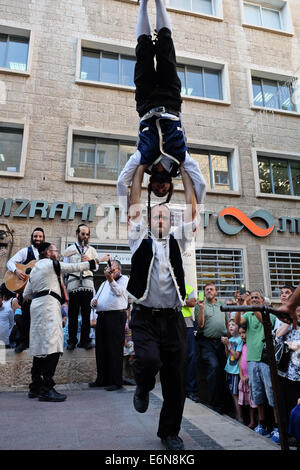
left=133, top=304, right=181, bottom=316
left=96, top=309, right=126, bottom=314
left=33, top=290, right=62, bottom=304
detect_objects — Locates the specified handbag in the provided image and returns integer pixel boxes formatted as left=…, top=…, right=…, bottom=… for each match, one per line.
left=261, top=334, right=291, bottom=372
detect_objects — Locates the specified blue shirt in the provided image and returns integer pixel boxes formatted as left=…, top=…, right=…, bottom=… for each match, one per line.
left=225, top=336, right=243, bottom=375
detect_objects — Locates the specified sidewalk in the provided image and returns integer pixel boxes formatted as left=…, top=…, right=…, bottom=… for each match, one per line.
left=0, top=382, right=280, bottom=451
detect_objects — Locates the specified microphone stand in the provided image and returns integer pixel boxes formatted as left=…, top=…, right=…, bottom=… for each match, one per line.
left=220, top=304, right=292, bottom=451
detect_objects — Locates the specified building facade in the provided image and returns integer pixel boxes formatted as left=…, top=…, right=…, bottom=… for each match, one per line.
left=0, top=0, right=299, bottom=300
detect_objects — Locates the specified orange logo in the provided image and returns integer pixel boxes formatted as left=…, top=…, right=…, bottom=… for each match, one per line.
left=218, top=207, right=275, bottom=237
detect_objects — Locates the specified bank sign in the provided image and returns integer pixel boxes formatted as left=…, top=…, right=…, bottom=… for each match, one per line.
left=0, top=198, right=299, bottom=237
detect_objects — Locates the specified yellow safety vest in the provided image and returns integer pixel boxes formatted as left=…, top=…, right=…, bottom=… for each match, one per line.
left=181, top=284, right=194, bottom=318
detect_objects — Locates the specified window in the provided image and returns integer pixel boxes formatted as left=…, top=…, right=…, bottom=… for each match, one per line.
left=71, top=135, right=136, bottom=181
left=80, top=48, right=135, bottom=87
left=242, top=1, right=293, bottom=33
left=0, top=33, right=29, bottom=72
left=258, top=155, right=300, bottom=196
left=244, top=2, right=281, bottom=29
left=177, top=65, right=223, bottom=100
left=252, top=76, right=297, bottom=112
left=196, top=248, right=245, bottom=299
left=189, top=149, right=232, bottom=190
left=0, top=126, right=23, bottom=173
left=267, top=250, right=300, bottom=298
left=169, top=0, right=214, bottom=15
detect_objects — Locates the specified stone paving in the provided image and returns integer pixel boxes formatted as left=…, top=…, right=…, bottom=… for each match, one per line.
left=0, top=382, right=280, bottom=451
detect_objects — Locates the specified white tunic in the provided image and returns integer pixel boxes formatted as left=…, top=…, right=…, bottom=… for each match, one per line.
left=23, top=258, right=94, bottom=357
left=0, top=299, right=15, bottom=346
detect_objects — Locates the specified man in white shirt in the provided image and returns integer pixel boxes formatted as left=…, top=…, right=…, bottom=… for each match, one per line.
left=6, top=227, right=45, bottom=353
left=0, top=293, right=14, bottom=348
left=127, top=160, right=198, bottom=451
left=89, top=260, right=129, bottom=391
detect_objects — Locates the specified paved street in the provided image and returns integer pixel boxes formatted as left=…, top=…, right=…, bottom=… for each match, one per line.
left=0, top=383, right=280, bottom=451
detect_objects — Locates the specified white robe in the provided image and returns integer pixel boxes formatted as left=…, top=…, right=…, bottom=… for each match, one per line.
left=23, top=258, right=93, bottom=357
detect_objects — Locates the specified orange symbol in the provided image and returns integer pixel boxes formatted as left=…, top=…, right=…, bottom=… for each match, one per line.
left=218, top=207, right=275, bottom=237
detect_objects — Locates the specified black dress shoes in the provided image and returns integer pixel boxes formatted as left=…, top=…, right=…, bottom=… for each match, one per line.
left=88, top=381, right=107, bottom=388
left=161, top=435, right=185, bottom=450
left=105, top=385, right=122, bottom=391
left=186, top=391, right=200, bottom=403
left=66, top=343, right=76, bottom=351
left=133, top=387, right=149, bottom=413
left=38, top=388, right=67, bottom=402
left=28, top=391, right=39, bottom=399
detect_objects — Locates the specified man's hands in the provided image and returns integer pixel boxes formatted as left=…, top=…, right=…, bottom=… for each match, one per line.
left=15, top=268, right=27, bottom=281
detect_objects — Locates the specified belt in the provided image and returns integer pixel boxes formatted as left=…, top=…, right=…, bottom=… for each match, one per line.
left=96, top=309, right=126, bottom=314
left=133, top=304, right=181, bottom=316
left=140, top=106, right=180, bottom=121
left=33, top=290, right=62, bottom=304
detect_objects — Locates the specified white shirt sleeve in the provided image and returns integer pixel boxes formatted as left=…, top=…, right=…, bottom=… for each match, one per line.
left=173, top=219, right=197, bottom=253
left=184, top=152, right=207, bottom=204
left=117, top=150, right=141, bottom=211
left=6, top=247, right=28, bottom=272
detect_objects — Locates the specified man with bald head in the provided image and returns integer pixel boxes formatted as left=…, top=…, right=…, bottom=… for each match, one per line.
left=126, top=162, right=198, bottom=450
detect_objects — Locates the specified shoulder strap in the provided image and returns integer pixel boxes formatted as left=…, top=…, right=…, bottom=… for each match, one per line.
left=52, top=260, right=66, bottom=304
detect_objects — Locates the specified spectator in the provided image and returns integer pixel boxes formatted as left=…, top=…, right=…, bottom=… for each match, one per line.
left=123, top=304, right=136, bottom=386
left=196, top=282, right=228, bottom=414
left=275, top=305, right=300, bottom=443
left=238, top=325, right=257, bottom=429
left=63, top=224, right=100, bottom=351
left=288, top=398, right=300, bottom=448
left=221, top=319, right=243, bottom=422
left=89, top=260, right=129, bottom=391
left=182, top=282, right=198, bottom=403
left=274, top=285, right=295, bottom=332
left=234, top=290, right=279, bottom=442
left=0, top=292, right=14, bottom=348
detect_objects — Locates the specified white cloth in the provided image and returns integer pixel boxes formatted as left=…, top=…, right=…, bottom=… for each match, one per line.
left=117, top=150, right=207, bottom=210
left=91, top=275, right=129, bottom=312
left=0, top=299, right=15, bottom=345
left=6, top=245, right=39, bottom=272
left=128, top=217, right=195, bottom=309
left=23, top=258, right=94, bottom=357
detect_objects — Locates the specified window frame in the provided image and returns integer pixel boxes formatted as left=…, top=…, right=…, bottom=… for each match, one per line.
left=248, top=67, right=300, bottom=116
left=76, top=38, right=136, bottom=92
left=176, top=54, right=231, bottom=105
left=0, top=24, right=32, bottom=76
left=165, top=0, right=224, bottom=21
left=252, top=148, right=300, bottom=201
left=178, top=64, right=223, bottom=101
left=0, top=119, right=29, bottom=178
left=241, top=0, right=293, bottom=35
left=66, top=127, right=138, bottom=185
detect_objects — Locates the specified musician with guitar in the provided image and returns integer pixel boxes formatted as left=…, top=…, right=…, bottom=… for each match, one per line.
left=6, top=227, right=45, bottom=353
left=62, top=224, right=99, bottom=351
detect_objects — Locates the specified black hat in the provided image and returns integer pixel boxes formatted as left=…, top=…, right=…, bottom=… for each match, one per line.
left=37, top=242, right=51, bottom=254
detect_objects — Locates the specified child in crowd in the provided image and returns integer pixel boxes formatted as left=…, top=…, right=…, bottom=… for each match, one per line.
left=123, top=304, right=136, bottom=386
left=221, top=319, right=243, bottom=422
left=238, top=325, right=257, bottom=429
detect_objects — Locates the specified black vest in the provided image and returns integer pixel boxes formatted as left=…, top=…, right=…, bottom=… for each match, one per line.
left=24, top=246, right=36, bottom=264
left=127, top=233, right=186, bottom=303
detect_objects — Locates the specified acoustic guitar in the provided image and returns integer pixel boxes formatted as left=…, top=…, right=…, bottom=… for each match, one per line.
left=4, top=260, right=37, bottom=293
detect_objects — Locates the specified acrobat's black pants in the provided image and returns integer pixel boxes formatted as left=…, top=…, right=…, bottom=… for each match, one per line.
left=134, top=27, right=182, bottom=117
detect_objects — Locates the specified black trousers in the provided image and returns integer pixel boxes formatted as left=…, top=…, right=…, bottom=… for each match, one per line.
left=130, top=306, right=187, bottom=438
left=30, top=352, right=60, bottom=393
left=67, top=289, right=93, bottom=346
left=134, top=27, right=182, bottom=117
left=197, top=336, right=228, bottom=411
left=17, top=299, right=31, bottom=347
left=95, top=310, right=127, bottom=387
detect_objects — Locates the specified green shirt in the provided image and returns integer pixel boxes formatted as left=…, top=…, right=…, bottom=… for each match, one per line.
left=242, top=311, right=276, bottom=362
left=200, top=300, right=227, bottom=338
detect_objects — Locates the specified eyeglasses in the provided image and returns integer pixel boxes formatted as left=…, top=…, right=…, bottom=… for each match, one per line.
left=80, top=232, right=89, bottom=237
